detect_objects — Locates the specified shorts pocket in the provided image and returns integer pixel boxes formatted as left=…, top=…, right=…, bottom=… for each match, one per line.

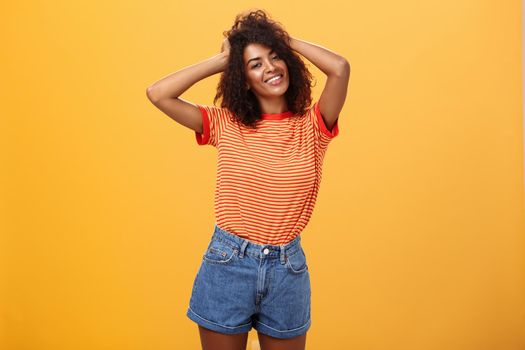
left=202, top=240, right=238, bottom=265
left=285, top=247, right=308, bottom=274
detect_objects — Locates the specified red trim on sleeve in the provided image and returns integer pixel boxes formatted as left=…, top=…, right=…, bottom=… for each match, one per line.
left=314, top=102, right=339, bottom=138
left=195, top=105, right=210, bottom=145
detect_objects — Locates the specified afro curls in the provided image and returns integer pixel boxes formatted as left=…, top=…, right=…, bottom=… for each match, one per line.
left=214, top=9, right=314, bottom=128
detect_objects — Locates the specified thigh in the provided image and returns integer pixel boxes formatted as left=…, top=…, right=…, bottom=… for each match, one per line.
left=198, top=325, right=249, bottom=350
left=257, top=331, right=307, bottom=350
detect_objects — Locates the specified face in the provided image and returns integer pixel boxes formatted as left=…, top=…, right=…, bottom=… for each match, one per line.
left=243, top=43, right=290, bottom=99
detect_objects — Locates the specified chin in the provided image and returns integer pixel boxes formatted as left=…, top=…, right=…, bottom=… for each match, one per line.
left=263, top=84, right=290, bottom=98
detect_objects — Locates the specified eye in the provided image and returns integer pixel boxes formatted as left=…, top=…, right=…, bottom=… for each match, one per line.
left=272, top=54, right=280, bottom=59
left=251, top=63, right=261, bottom=69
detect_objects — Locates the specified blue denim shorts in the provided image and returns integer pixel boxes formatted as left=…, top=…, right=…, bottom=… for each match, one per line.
left=186, top=224, right=311, bottom=339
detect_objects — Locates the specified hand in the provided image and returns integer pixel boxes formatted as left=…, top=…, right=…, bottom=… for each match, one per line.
left=221, top=38, right=231, bottom=55
left=288, top=36, right=296, bottom=50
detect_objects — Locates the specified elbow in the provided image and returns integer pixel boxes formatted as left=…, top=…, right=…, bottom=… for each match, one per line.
left=334, top=57, right=350, bottom=78
left=146, top=86, right=160, bottom=103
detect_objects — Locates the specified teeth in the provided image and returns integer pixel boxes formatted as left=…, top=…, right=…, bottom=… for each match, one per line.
left=266, top=75, right=282, bottom=83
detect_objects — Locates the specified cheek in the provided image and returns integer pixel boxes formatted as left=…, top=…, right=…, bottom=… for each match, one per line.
left=279, top=61, right=289, bottom=73
left=246, top=71, right=261, bottom=85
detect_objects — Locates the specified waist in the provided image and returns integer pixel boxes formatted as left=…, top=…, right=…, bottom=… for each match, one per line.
left=212, top=224, right=302, bottom=258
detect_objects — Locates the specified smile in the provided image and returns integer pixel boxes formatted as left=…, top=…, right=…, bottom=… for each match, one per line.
left=264, top=74, right=283, bottom=85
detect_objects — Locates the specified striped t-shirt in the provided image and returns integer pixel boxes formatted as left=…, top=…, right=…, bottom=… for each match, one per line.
left=195, top=101, right=339, bottom=245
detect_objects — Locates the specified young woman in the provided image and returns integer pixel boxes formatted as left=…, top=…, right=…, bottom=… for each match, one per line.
left=146, top=10, right=350, bottom=350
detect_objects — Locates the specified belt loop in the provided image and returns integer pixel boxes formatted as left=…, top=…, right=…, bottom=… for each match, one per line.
left=280, top=245, right=286, bottom=265
left=239, top=240, right=248, bottom=259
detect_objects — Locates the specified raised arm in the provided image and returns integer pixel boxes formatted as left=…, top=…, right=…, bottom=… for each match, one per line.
left=289, top=37, right=350, bottom=131
left=146, top=40, right=230, bottom=133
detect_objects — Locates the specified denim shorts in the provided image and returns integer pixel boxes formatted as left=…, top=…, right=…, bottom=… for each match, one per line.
left=186, top=224, right=311, bottom=339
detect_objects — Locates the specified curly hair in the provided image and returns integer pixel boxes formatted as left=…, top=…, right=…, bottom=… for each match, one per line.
left=214, top=9, right=314, bottom=129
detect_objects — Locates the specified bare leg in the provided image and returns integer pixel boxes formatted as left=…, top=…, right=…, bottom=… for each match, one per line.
left=257, top=331, right=307, bottom=350
left=198, top=325, right=249, bottom=350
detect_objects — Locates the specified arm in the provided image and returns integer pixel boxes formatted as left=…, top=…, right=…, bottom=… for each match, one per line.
left=289, top=37, right=350, bottom=131
left=146, top=40, right=230, bottom=133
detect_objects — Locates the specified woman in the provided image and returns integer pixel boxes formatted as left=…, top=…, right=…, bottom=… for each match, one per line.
left=146, top=9, right=350, bottom=350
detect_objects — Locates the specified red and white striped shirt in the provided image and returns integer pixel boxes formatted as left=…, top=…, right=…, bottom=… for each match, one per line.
left=195, top=101, right=339, bottom=245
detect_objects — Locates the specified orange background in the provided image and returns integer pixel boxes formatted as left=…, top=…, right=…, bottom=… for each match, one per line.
left=1, top=0, right=524, bottom=349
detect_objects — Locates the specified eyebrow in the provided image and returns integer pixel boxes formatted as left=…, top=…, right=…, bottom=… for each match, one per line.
left=246, top=49, right=276, bottom=65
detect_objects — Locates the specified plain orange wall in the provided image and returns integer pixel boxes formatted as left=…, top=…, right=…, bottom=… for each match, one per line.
left=2, top=0, right=525, bottom=349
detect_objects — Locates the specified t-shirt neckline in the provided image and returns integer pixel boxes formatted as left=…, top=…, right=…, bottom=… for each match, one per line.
left=260, top=111, right=294, bottom=120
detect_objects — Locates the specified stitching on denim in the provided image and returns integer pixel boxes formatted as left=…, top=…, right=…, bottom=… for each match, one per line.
left=187, top=306, right=252, bottom=330
left=286, top=258, right=308, bottom=273
left=285, top=248, right=307, bottom=273
left=204, top=251, right=236, bottom=264
left=286, top=247, right=301, bottom=258
left=212, top=237, right=240, bottom=251
left=255, top=317, right=310, bottom=333
left=214, top=235, right=302, bottom=258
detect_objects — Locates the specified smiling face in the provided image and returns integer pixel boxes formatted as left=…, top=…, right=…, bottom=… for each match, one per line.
left=243, top=43, right=290, bottom=101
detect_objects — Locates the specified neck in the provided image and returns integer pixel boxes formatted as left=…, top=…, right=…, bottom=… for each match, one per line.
left=256, top=96, right=288, bottom=114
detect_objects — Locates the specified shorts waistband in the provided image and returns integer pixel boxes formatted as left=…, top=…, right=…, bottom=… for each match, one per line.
left=211, top=224, right=302, bottom=264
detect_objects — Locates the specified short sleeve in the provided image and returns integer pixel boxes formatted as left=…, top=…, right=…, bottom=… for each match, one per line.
left=194, top=104, right=231, bottom=147
left=312, top=101, right=340, bottom=141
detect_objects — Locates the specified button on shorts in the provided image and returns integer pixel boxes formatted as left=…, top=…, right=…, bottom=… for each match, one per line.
left=186, top=224, right=311, bottom=339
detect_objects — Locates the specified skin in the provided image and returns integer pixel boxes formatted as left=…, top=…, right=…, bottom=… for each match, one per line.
left=198, top=325, right=306, bottom=350
left=146, top=36, right=350, bottom=134
left=243, top=43, right=290, bottom=114
left=147, top=30, right=350, bottom=350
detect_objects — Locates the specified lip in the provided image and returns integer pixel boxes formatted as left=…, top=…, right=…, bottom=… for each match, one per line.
left=264, top=74, right=284, bottom=85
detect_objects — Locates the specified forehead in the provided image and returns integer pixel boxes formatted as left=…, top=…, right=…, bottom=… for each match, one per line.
left=243, top=43, right=273, bottom=62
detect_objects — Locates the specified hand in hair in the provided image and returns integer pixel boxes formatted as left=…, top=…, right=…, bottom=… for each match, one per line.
left=221, top=38, right=231, bottom=56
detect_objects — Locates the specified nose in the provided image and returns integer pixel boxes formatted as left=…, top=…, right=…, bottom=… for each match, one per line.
left=264, top=59, right=276, bottom=73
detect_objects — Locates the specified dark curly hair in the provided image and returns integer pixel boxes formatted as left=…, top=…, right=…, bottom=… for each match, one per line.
left=214, top=9, right=314, bottom=129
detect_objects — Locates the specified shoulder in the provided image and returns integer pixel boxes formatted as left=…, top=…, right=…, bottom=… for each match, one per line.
left=196, top=104, right=237, bottom=123
left=305, top=100, right=340, bottom=138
